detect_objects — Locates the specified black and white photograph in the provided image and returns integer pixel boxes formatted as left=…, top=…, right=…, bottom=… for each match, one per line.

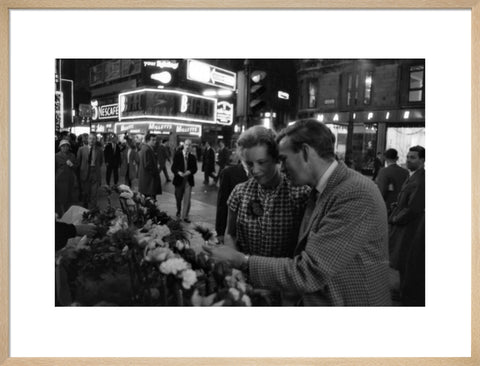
left=54, top=58, right=425, bottom=307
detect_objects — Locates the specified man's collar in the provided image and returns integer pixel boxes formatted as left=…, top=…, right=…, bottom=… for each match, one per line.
left=315, top=160, right=338, bottom=196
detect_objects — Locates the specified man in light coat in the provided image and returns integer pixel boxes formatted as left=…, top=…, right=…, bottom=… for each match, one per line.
left=205, top=120, right=391, bottom=306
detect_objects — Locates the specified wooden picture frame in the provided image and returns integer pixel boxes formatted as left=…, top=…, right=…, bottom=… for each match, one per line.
left=0, top=1, right=477, bottom=365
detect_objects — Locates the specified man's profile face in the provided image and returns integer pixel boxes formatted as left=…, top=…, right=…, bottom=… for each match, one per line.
left=278, top=137, right=308, bottom=186
left=406, top=151, right=423, bottom=172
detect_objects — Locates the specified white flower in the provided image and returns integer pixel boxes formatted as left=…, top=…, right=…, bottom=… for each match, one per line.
left=143, top=219, right=153, bottom=231
left=236, top=281, right=247, bottom=293
left=150, top=225, right=171, bottom=239
left=118, top=184, right=132, bottom=192
left=181, top=269, right=197, bottom=289
left=159, top=257, right=189, bottom=275
left=241, top=294, right=252, bottom=306
left=229, top=288, right=241, bottom=301
left=126, top=198, right=136, bottom=206
left=107, top=222, right=122, bottom=235
left=120, top=191, right=134, bottom=199
left=144, top=246, right=173, bottom=263
left=122, top=245, right=128, bottom=254
left=175, top=240, right=185, bottom=251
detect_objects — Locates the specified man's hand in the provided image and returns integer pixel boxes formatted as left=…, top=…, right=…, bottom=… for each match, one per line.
left=202, top=244, right=245, bottom=269
left=74, top=224, right=97, bottom=237
left=184, top=170, right=191, bottom=176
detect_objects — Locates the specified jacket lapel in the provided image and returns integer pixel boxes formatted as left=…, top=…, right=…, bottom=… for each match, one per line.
left=296, top=162, right=348, bottom=251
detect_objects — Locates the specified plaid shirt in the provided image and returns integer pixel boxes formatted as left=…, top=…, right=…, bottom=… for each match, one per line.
left=228, top=174, right=310, bottom=257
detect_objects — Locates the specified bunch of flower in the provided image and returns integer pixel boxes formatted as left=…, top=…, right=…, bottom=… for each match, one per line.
left=63, top=184, right=254, bottom=306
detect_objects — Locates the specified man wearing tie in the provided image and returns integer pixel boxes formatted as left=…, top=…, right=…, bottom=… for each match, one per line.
left=76, top=133, right=103, bottom=209
left=171, top=139, right=197, bottom=223
left=104, top=134, right=122, bottom=187
left=205, top=119, right=391, bottom=306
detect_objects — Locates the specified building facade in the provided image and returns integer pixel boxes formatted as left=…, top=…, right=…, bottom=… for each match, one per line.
left=296, top=59, right=425, bottom=171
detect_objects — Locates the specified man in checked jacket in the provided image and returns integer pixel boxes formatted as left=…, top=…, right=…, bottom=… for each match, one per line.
left=205, top=119, right=391, bottom=306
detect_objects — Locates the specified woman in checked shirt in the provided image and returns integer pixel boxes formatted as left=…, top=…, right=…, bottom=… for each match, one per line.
left=224, top=126, right=311, bottom=259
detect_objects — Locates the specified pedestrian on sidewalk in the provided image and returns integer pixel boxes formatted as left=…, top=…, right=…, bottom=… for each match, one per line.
left=172, top=139, right=198, bottom=223
left=104, top=134, right=122, bottom=186
left=215, top=140, right=230, bottom=183
left=138, top=133, right=162, bottom=201
left=77, top=133, right=103, bottom=209
left=156, top=138, right=172, bottom=183
left=55, top=139, right=77, bottom=216
left=202, top=140, right=216, bottom=185
left=123, top=137, right=139, bottom=189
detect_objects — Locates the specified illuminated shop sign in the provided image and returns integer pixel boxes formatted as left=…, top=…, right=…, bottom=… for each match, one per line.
left=115, top=121, right=202, bottom=137
left=186, top=59, right=236, bottom=90
left=216, top=101, right=234, bottom=125
left=143, top=60, right=179, bottom=69
left=91, top=123, right=114, bottom=133
left=91, top=102, right=119, bottom=121
left=118, top=89, right=217, bottom=124
left=55, top=91, right=64, bottom=129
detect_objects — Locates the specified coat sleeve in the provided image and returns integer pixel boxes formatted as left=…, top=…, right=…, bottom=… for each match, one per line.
left=249, top=189, right=386, bottom=294
left=389, top=177, right=424, bottom=225
left=190, top=155, right=198, bottom=175
left=375, top=168, right=388, bottom=198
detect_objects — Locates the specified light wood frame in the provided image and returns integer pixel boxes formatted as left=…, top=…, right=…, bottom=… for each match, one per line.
left=0, top=1, right=478, bottom=365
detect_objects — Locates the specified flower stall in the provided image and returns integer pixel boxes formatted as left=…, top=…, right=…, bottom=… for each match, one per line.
left=55, top=185, right=270, bottom=307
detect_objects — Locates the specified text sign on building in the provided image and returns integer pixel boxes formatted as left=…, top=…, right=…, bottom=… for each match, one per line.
left=186, top=59, right=236, bottom=91
left=216, top=101, right=234, bottom=125
left=119, top=89, right=217, bottom=124
left=278, top=91, right=290, bottom=100
left=115, top=122, right=202, bottom=137
left=55, top=91, right=63, bottom=129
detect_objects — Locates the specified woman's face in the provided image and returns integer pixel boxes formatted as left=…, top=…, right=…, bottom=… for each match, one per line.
left=243, top=144, right=279, bottom=187
left=60, top=144, right=70, bottom=153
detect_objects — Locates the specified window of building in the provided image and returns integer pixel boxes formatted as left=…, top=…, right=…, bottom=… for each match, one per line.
left=364, top=71, right=373, bottom=105
left=408, top=65, right=424, bottom=102
left=346, top=73, right=353, bottom=106
left=308, top=80, right=317, bottom=108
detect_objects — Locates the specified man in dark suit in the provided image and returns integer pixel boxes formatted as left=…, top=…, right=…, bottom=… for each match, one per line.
left=171, top=139, right=198, bottom=222
left=388, top=145, right=425, bottom=306
left=76, top=133, right=103, bottom=209
left=138, top=133, right=162, bottom=200
left=155, top=139, right=171, bottom=183
left=375, top=148, right=409, bottom=215
left=215, top=161, right=248, bottom=238
left=202, top=140, right=216, bottom=185
left=104, top=134, right=122, bottom=186
left=205, top=120, right=391, bottom=306
left=215, top=140, right=230, bottom=183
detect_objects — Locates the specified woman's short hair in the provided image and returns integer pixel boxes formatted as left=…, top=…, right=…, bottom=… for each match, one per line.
left=277, top=119, right=336, bottom=160
left=237, top=126, right=279, bottom=161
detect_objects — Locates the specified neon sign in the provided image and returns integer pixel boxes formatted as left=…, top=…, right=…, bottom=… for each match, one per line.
left=216, top=101, right=234, bottom=125
left=115, top=121, right=202, bottom=137
left=119, top=88, right=217, bottom=124
left=187, top=59, right=236, bottom=90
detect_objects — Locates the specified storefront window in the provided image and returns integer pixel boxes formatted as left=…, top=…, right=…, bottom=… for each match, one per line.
left=408, top=65, right=424, bottom=102
left=364, top=71, right=373, bottom=105
left=386, top=127, right=425, bottom=166
left=308, top=80, right=317, bottom=108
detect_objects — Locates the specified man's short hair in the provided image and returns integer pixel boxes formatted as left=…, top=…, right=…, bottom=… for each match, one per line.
left=276, top=119, right=335, bottom=160
left=145, top=133, right=156, bottom=142
left=383, top=148, right=398, bottom=160
left=409, top=145, right=425, bottom=160
left=237, top=126, right=278, bottom=161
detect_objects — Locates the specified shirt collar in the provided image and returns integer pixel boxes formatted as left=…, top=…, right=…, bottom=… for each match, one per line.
left=315, top=160, right=338, bottom=196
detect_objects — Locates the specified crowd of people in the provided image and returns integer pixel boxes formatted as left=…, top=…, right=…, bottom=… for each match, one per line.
left=55, top=120, right=425, bottom=306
